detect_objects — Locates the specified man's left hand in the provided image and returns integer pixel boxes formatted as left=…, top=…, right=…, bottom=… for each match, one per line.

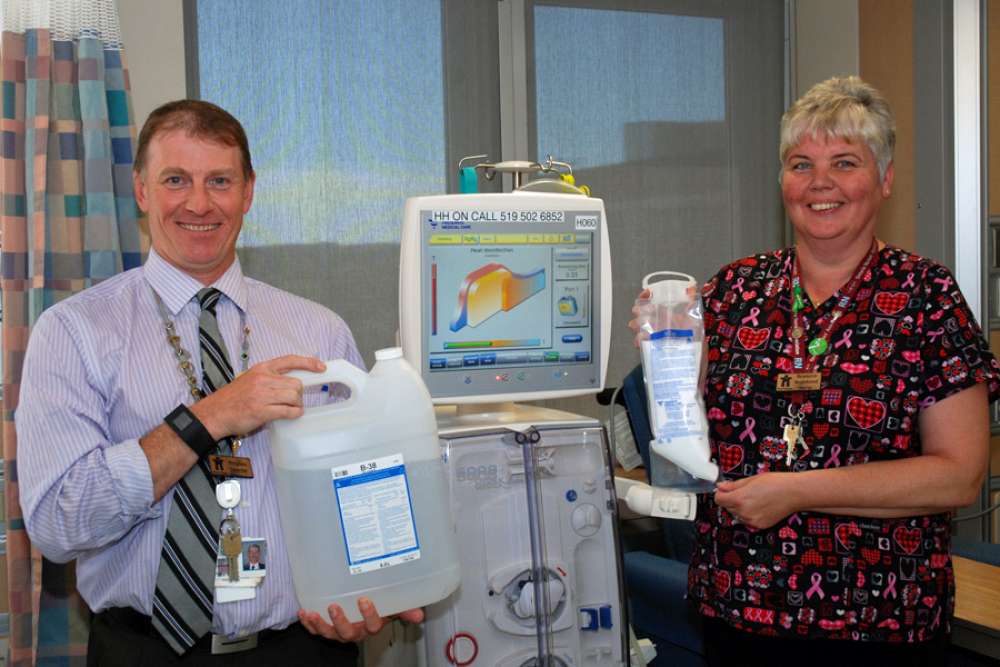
left=298, top=598, right=424, bottom=642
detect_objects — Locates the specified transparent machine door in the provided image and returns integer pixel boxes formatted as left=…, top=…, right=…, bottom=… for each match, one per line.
left=423, top=421, right=626, bottom=666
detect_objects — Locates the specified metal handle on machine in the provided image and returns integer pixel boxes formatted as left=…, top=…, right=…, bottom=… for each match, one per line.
left=512, top=427, right=555, bottom=665
left=541, top=155, right=572, bottom=176
left=458, top=154, right=489, bottom=170
left=456, top=155, right=584, bottom=194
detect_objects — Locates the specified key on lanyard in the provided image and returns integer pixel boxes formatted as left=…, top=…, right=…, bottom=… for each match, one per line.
left=783, top=413, right=807, bottom=467
left=217, top=480, right=242, bottom=582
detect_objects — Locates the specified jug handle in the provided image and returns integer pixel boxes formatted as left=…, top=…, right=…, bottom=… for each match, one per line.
left=642, top=271, right=695, bottom=289
left=286, top=359, right=368, bottom=404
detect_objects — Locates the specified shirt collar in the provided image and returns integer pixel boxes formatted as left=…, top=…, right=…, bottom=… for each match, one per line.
left=143, top=248, right=249, bottom=315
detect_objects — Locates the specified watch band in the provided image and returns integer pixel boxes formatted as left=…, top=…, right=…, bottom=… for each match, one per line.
left=164, top=404, right=217, bottom=458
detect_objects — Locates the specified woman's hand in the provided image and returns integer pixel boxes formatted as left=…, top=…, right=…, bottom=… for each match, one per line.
left=298, top=598, right=424, bottom=642
left=719, top=384, right=991, bottom=524
left=714, top=473, right=798, bottom=530
left=629, top=288, right=652, bottom=347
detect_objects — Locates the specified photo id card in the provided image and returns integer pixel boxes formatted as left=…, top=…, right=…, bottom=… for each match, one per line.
left=214, top=536, right=267, bottom=603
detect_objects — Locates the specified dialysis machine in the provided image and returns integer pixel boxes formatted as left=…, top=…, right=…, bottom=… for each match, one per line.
left=397, top=160, right=627, bottom=666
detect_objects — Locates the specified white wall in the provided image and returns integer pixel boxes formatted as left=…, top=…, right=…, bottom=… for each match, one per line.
left=793, top=0, right=859, bottom=98
left=117, top=0, right=186, bottom=128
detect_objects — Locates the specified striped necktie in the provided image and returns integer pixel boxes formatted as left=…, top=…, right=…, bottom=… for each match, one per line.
left=151, top=287, right=234, bottom=653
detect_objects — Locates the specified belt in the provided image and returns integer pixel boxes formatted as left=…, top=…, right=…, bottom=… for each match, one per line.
left=98, top=606, right=291, bottom=655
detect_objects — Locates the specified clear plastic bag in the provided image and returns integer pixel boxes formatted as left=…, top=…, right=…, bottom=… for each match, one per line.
left=636, top=272, right=718, bottom=493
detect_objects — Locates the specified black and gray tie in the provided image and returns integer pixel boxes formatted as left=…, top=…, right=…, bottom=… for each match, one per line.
left=151, top=287, right=234, bottom=653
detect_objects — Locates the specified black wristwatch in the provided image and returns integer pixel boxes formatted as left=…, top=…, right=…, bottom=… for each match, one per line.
left=164, top=404, right=217, bottom=458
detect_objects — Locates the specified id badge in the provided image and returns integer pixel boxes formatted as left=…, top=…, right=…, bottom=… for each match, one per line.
left=214, top=537, right=267, bottom=603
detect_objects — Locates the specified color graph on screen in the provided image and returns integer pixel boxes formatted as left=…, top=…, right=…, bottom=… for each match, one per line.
left=449, top=262, right=546, bottom=332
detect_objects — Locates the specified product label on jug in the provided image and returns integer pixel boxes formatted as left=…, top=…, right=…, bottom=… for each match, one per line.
left=331, top=453, right=421, bottom=575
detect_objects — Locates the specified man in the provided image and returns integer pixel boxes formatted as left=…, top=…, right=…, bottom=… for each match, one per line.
left=244, top=544, right=265, bottom=572
left=16, top=100, right=420, bottom=665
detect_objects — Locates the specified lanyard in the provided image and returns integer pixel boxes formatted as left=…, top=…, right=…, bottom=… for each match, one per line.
left=153, top=289, right=255, bottom=479
left=789, top=239, right=879, bottom=373
left=778, top=240, right=879, bottom=463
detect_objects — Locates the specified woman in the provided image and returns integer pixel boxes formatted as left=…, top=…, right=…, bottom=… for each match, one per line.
left=636, top=76, right=1000, bottom=665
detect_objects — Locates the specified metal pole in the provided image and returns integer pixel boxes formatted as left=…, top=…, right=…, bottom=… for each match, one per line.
left=518, top=428, right=554, bottom=665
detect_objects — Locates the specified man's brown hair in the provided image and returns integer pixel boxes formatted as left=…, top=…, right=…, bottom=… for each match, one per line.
left=133, top=99, right=253, bottom=179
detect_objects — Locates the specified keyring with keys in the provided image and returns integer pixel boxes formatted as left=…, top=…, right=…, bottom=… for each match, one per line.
left=217, top=480, right=242, bottom=582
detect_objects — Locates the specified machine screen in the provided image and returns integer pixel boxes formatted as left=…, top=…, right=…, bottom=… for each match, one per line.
left=418, top=207, right=602, bottom=400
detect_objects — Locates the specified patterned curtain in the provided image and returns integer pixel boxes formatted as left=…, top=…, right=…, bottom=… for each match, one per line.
left=0, top=1, right=144, bottom=663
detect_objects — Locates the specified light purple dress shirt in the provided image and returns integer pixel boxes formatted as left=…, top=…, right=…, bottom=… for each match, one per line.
left=16, top=248, right=363, bottom=637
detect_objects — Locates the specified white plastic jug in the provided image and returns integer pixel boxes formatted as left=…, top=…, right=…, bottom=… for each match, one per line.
left=268, top=347, right=460, bottom=622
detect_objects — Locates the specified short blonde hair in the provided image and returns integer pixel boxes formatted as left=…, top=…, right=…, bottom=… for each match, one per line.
left=779, top=76, right=895, bottom=181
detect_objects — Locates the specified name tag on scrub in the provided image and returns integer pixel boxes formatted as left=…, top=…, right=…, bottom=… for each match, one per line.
left=775, top=372, right=822, bottom=392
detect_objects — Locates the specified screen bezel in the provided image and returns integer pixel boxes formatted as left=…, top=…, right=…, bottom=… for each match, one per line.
left=399, top=192, right=610, bottom=404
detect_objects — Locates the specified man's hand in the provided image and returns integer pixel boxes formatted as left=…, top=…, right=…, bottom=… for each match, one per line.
left=191, top=355, right=326, bottom=439
left=298, top=598, right=424, bottom=642
left=141, top=355, right=327, bottom=501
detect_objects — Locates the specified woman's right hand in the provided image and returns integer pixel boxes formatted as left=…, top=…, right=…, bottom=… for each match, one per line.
left=629, top=288, right=653, bottom=347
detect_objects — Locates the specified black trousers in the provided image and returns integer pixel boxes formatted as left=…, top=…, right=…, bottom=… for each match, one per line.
left=87, top=607, right=358, bottom=667
left=702, top=617, right=949, bottom=667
